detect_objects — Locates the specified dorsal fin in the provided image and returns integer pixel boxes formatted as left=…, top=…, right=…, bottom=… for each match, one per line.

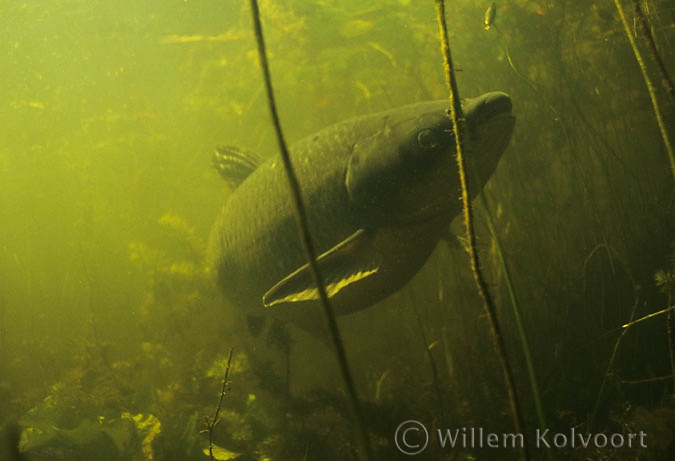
left=212, top=146, right=264, bottom=189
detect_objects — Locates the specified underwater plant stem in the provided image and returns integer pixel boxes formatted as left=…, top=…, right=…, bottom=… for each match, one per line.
left=247, top=2, right=372, bottom=460
left=621, top=303, right=675, bottom=329
left=629, top=0, right=675, bottom=105
left=492, top=26, right=560, bottom=122
left=668, top=298, right=675, bottom=395
left=613, top=0, right=675, bottom=183
left=204, top=348, right=233, bottom=461
left=589, top=296, right=640, bottom=432
left=411, top=302, right=445, bottom=419
left=474, top=183, right=553, bottom=461
left=434, top=2, right=527, bottom=460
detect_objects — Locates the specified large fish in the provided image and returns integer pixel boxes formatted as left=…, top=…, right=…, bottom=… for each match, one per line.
left=208, top=92, right=515, bottom=334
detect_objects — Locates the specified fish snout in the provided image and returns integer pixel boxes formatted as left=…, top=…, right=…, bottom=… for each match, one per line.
left=470, top=91, right=513, bottom=125
left=465, top=92, right=515, bottom=179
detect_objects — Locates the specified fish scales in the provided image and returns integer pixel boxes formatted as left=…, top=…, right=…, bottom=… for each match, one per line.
left=208, top=93, right=515, bottom=335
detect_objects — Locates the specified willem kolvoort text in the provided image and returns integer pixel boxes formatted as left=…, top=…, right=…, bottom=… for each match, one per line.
left=437, top=427, right=647, bottom=449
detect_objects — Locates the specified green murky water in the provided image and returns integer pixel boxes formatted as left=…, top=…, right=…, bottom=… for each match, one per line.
left=1, top=1, right=673, bottom=459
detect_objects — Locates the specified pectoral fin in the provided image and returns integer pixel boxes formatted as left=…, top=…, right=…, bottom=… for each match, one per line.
left=263, top=229, right=380, bottom=309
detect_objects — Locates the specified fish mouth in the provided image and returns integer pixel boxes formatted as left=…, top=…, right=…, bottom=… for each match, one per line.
left=467, top=91, right=513, bottom=124
left=465, top=92, right=515, bottom=172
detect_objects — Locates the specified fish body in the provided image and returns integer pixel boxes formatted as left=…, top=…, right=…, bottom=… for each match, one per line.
left=208, top=92, right=515, bottom=334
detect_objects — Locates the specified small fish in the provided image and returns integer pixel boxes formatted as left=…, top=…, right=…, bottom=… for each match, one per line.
left=484, top=2, right=497, bottom=30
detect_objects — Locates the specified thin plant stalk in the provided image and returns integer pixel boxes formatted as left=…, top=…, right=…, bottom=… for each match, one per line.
left=474, top=179, right=552, bottom=461
left=613, top=0, right=675, bottom=183
left=629, top=0, right=675, bottom=104
left=247, top=1, right=372, bottom=459
left=203, top=348, right=233, bottom=461
left=588, top=297, right=639, bottom=432
left=434, top=1, right=526, bottom=460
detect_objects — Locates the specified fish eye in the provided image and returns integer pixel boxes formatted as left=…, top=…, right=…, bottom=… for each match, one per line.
left=417, top=129, right=438, bottom=149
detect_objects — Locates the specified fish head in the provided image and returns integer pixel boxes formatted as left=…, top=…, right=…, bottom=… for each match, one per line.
left=346, top=92, right=514, bottom=224
left=346, top=100, right=457, bottom=224
left=463, top=91, right=515, bottom=186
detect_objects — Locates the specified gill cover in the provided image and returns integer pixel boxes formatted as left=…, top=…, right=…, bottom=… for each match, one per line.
left=345, top=109, right=455, bottom=221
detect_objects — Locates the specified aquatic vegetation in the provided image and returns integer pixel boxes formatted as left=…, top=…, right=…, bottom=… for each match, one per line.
left=655, top=269, right=675, bottom=296
left=17, top=373, right=160, bottom=459
left=158, top=211, right=206, bottom=263
left=122, top=412, right=161, bottom=461
left=654, top=244, right=675, bottom=299
left=128, top=212, right=214, bottom=333
left=2, top=0, right=674, bottom=460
